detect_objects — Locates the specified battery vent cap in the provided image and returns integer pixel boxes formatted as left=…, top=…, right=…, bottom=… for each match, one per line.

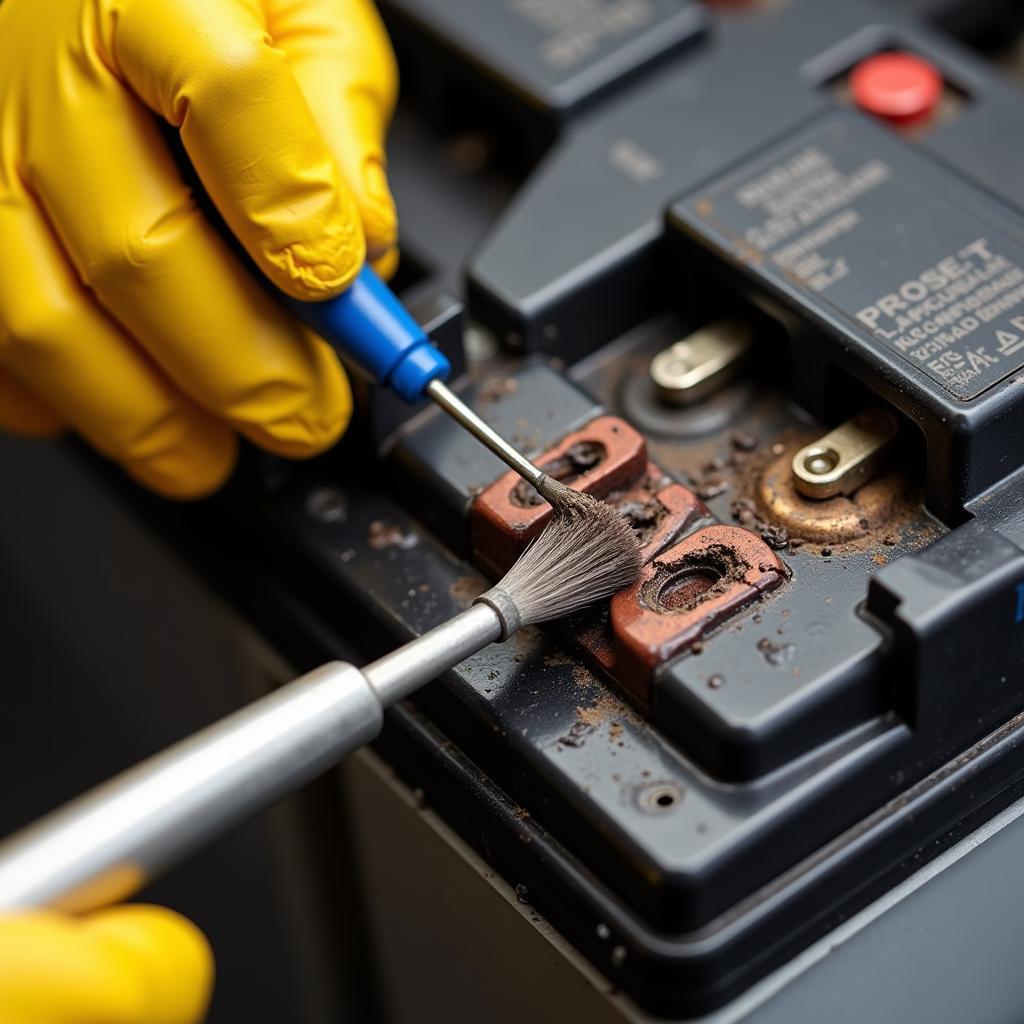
left=850, top=52, right=942, bottom=126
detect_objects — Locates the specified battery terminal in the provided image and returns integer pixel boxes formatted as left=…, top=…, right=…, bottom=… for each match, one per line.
left=792, top=410, right=898, bottom=499
left=650, top=320, right=752, bottom=406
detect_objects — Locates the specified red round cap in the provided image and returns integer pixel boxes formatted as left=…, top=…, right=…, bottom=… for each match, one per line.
left=850, top=52, right=943, bottom=126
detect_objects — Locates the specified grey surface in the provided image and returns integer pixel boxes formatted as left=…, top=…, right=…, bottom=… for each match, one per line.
left=346, top=748, right=632, bottom=1024
left=703, top=792, right=1024, bottom=1024
left=349, top=743, right=1024, bottom=1024
left=675, top=113, right=1024, bottom=401
left=383, top=0, right=706, bottom=116
left=467, top=0, right=833, bottom=350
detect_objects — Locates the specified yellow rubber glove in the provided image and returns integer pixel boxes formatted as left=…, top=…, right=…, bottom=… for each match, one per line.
left=0, top=0, right=399, bottom=497
left=0, top=906, right=213, bottom=1024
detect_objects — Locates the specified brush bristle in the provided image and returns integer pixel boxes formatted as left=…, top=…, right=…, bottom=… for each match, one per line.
left=491, top=491, right=643, bottom=627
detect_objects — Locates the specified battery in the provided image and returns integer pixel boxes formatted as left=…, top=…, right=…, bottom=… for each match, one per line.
left=669, top=111, right=1024, bottom=519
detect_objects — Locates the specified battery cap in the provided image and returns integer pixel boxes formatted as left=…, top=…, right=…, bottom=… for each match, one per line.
left=850, top=52, right=942, bottom=126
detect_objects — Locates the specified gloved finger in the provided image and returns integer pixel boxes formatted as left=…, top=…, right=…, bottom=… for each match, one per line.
left=372, top=246, right=401, bottom=282
left=0, top=369, right=63, bottom=437
left=105, top=0, right=365, bottom=300
left=27, top=79, right=352, bottom=460
left=0, top=906, right=212, bottom=1024
left=267, top=0, right=400, bottom=261
left=84, top=905, right=214, bottom=1024
left=0, top=194, right=237, bottom=499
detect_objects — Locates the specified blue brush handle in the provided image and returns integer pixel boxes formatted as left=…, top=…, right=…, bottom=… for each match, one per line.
left=290, top=266, right=451, bottom=403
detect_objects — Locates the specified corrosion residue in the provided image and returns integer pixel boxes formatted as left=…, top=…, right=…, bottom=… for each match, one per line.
left=576, top=692, right=642, bottom=730
left=478, top=376, right=519, bottom=403
left=688, top=456, right=731, bottom=502
left=642, top=543, right=748, bottom=615
left=617, top=496, right=668, bottom=547
left=760, top=523, right=789, bottom=550
left=572, top=663, right=599, bottom=689
left=368, top=520, right=418, bottom=550
left=757, top=636, right=796, bottom=666
left=558, top=720, right=592, bottom=748
left=708, top=429, right=944, bottom=556
left=543, top=650, right=575, bottom=668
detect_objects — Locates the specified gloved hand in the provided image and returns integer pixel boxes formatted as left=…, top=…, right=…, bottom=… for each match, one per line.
left=0, top=0, right=399, bottom=497
left=0, top=905, right=213, bottom=1024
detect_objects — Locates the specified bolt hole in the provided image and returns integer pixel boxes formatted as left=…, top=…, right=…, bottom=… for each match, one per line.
left=802, top=447, right=840, bottom=476
left=643, top=547, right=739, bottom=614
left=657, top=569, right=719, bottom=610
left=639, top=783, right=683, bottom=813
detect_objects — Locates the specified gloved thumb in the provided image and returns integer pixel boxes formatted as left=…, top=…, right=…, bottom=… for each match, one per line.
left=84, top=905, right=214, bottom=1024
left=0, top=905, right=213, bottom=1024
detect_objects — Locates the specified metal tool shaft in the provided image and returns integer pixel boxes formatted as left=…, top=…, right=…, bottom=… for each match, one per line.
left=426, top=378, right=545, bottom=488
left=365, top=601, right=500, bottom=703
left=0, top=603, right=501, bottom=913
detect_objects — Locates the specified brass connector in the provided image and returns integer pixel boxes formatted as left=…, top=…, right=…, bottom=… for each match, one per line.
left=650, top=320, right=752, bottom=406
left=791, top=410, right=898, bottom=499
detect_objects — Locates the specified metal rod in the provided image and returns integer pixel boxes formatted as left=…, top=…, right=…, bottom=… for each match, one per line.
left=426, top=378, right=545, bottom=488
left=365, top=602, right=501, bottom=705
left=0, top=662, right=382, bottom=912
left=0, top=605, right=505, bottom=913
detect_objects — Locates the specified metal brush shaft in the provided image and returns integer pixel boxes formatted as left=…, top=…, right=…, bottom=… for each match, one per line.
left=426, top=378, right=545, bottom=489
left=0, top=603, right=501, bottom=913
left=365, top=602, right=502, bottom=701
